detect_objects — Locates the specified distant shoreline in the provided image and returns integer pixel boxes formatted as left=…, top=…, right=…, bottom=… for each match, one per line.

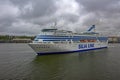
left=0, top=35, right=120, bottom=43
left=0, top=35, right=34, bottom=43
left=0, top=41, right=119, bottom=43
left=0, top=40, right=32, bottom=43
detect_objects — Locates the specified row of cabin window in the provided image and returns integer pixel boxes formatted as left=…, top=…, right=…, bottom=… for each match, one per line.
left=36, top=46, right=50, bottom=48
left=42, top=39, right=107, bottom=42
left=36, top=35, right=107, bottom=39
left=35, top=37, right=107, bottom=41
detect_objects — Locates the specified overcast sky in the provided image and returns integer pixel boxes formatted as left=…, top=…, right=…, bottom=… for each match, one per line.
left=0, top=0, right=120, bottom=36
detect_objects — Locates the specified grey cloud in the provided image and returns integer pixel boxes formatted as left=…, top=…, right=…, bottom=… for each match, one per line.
left=0, top=0, right=120, bottom=35
left=76, top=0, right=120, bottom=19
left=76, top=0, right=119, bottom=12
left=0, top=0, right=19, bottom=32
left=58, top=14, right=79, bottom=23
left=0, top=16, right=16, bottom=31
left=10, top=0, right=30, bottom=7
left=19, top=0, right=56, bottom=19
left=76, top=0, right=120, bottom=33
left=0, top=0, right=57, bottom=35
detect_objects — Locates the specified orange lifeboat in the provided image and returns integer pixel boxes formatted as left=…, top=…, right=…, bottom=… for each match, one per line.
left=80, top=40, right=88, bottom=42
left=89, top=40, right=96, bottom=42
left=80, top=39, right=97, bottom=42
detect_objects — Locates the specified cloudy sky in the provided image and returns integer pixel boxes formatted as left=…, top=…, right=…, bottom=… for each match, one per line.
left=0, top=0, right=120, bottom=36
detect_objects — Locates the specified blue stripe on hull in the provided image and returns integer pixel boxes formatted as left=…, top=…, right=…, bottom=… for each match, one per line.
left=37, top=47, right=107, bottom=55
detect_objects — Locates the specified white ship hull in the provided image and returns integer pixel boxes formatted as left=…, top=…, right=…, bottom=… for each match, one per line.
left=28, top=42, right=108, bottom=55
left=28, top=25, right=108, bottom=55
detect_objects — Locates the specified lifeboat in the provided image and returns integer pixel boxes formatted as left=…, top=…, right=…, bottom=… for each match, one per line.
left=80, top=40, right=88, bottom=42
left=88, top=40, right=96, bottom=42
left=80, top=39, right=96, bottom=42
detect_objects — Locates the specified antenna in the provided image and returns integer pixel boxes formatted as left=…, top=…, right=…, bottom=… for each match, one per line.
left=53, top=22, right=57, bottom=29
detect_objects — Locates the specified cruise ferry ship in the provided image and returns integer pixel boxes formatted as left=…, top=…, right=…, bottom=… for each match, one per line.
left=29, top=25, right=108, bottom=55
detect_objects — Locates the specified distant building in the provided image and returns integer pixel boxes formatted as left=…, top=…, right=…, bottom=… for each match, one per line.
left=118, top=37, right=120, bottom=43
left=108, top=36, right=120, bottom=43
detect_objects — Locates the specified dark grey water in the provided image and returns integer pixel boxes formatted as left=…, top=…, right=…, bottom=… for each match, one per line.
left=0, top=43, right=120, bottom=80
